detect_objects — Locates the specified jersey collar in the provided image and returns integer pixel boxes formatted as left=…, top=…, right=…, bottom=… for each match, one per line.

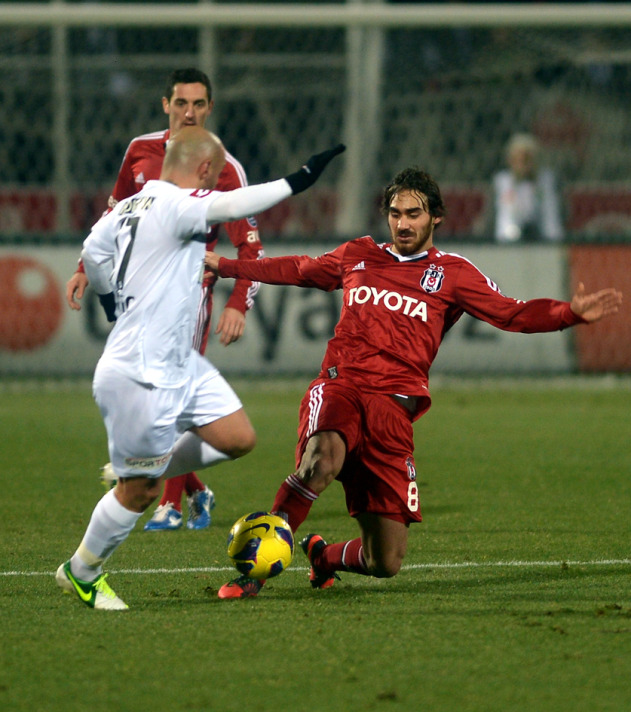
left=385, top=245, right=434, bottom=262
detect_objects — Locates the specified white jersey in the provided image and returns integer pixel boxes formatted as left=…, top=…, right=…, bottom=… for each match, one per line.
left=493, top=168, right=564, bottom=242
left=82, top=178, right=291, bottom=388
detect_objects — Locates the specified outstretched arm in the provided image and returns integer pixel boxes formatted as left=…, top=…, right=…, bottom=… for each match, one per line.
left=570, top=282, right=623, bottom=323
left=206, top=144, right=345, bottom=224
left=205, top=247, right=344, bottom=291
left=454, top=258, right=623, bottom=333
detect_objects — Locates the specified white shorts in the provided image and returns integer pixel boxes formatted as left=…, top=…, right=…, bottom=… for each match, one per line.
left=93, top=352, right=242, bottom=478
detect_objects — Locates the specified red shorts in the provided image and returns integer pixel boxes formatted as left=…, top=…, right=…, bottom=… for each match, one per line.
left=296, top=376, right=422, bottom=524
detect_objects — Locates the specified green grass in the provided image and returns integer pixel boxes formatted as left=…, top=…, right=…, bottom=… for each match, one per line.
left=1, top=379, right=630, bottom=712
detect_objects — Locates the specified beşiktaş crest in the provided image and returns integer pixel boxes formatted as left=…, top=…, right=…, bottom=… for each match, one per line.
left=420, top=264, right=444, bottom=293
left=406, top=457, right=417, bottom=481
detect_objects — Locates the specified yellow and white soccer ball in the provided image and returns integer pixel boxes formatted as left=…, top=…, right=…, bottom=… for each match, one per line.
left=227, top=511, right=294, bottom=579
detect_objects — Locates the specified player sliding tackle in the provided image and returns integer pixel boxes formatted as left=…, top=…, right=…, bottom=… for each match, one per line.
left=56, top=127, right=345, bottom=610
left=204, top=166, right=623, bottom=599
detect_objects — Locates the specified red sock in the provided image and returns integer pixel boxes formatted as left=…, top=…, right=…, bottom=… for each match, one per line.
left=184, top=471, right=205, bottom=496
left=271, top=474, right=318, bottom=532
left=160, top=475, right=186, bottom=511
left=319, top=538, right=368, bottom=575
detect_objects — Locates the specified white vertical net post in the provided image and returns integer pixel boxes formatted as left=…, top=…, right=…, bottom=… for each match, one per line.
left=336, top=0, right=385, bottom=236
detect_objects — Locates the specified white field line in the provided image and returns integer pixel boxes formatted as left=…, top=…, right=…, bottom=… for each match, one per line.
left=2, top=558, right=631, bottom=577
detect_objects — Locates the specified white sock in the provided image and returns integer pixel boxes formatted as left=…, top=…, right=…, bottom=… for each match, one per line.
left=163, top=431, right=229, bottom=479
left=70, top=489, right=142, bottom=581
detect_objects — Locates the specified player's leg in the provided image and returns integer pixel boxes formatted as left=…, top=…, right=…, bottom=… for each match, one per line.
left=146, top=405, right=238, bottom=532
left=162, top=355, right=256, bottom=478
left=57, top=367, right=179, bottom=610
left=185, top=281, right=217, bottom=524
left=184, top=471, right=206, bottom=495
left=271, top=430, right=346, bottom=531
left=218, top=430, right=345, bottom=600
left=305, top=513, right=407, bottom=577
left=163, top=407, right=255, bottom=478
left=160, top=476, right=186, bottom=509
left=57, top=477, right=163, bottom=607
left=355, top=513, right=408, bottom=577
left=143, top=474, right=188, bottom=531
left=218, top=380, right=358, bottom=600
left=300, top=391, right=419, bottom=587
left=160, top=408, right=252, bottom=529
left=271, top=378, right=363, bottom=531
left=192, top=407, right=256, bottom=457
left=146, top=284, right=217, bottom=531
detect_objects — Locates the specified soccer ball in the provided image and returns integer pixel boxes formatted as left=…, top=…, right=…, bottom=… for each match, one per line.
left=227, top=511, right=294, bottom=579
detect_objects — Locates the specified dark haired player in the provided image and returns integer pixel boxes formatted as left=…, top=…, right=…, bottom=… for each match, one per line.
left=205, top=166, right=622, bottom=599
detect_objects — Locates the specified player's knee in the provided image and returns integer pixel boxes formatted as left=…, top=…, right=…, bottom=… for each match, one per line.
left=313, top=451, right=339, bottom=479
left=299, top=456, right=338, bottom=492
left=115, top=477, right=161, bottom=513
left=366, top=554, right=403, bottom=579
left=225, top=426, right=256, bottom=459
left=298, top=433, right=345, bottom=491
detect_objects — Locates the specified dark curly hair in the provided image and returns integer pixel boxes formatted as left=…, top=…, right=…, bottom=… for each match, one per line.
left=381, top=167, right=446, bottom=224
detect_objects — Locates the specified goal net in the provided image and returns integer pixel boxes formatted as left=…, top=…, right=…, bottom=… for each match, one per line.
left=0, top=3, right=630, bottom=241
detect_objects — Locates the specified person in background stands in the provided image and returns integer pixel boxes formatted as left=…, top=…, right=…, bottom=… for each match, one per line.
left=493, top=132, right=564, bottom=243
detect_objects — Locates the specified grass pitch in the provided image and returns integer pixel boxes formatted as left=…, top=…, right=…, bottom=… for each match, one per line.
left=1, top=378, right=630, bottom=712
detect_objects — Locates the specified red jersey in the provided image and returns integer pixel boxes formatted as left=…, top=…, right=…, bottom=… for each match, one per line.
left=218, top=236, right=585, bottom=416
left=98, top=129, right=263, bottom=314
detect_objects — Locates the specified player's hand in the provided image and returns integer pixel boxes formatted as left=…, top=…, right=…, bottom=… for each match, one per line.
left=66, top=271, right=89, bottom=311
left=215, top=306, right=245, bottom=346
left=204, top=251, right=221, bottom=275
left=285, top=144, right=346, bottom=195
left=570, top=282, right=623, bottom=323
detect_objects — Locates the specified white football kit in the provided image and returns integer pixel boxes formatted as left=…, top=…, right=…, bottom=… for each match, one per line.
left=81, top=177, right=291, bottom=477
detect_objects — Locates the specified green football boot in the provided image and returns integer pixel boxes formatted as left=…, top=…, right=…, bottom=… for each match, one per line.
left=56, top=560, right=128, bottom=611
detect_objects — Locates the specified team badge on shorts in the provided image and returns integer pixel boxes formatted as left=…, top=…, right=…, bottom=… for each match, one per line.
left=406, top=457, right=417, bottom=481
left=420, top=264, right=444, bottom=293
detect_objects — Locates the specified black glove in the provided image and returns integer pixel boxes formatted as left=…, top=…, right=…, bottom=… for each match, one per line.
left=285, top=144, right=346, bottom=195
left=98, top=292, right=117, bottom=322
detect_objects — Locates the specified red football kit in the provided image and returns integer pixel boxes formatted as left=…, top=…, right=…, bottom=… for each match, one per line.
left=80, top=129, right=263, bottom=352
left=218, top=236, right=586, bottom=525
